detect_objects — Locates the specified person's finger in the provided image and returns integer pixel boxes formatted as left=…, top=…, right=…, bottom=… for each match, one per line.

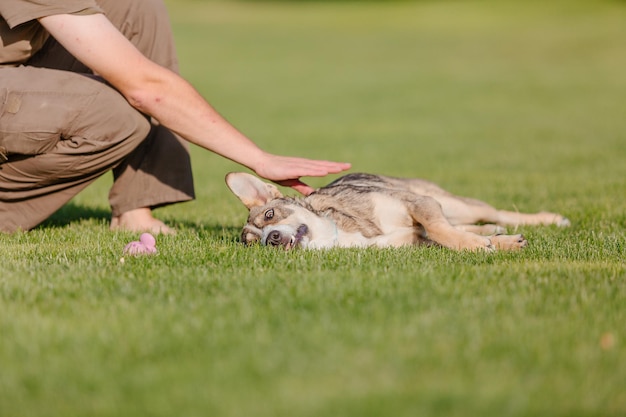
left=253, top=155, right=350, bottom=186
left=292, top=163, right=351, bottom=179
left=300, top=161, right=351, bottom=176
left=274, top=179, right=315, bottom=196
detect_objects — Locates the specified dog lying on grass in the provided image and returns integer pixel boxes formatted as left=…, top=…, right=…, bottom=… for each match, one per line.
left=225, top=172, right=570, bottom=251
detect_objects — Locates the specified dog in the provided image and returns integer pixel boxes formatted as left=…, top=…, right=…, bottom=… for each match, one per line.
left=225, top=172, right=570, bottom=252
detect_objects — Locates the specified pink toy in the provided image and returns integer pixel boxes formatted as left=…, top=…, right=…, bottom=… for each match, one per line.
left=123, top=233, right=157, bottom=256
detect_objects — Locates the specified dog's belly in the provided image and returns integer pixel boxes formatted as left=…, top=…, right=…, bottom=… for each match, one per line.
left=370, top=228, right=419, bottom=247
left=333, top=196, right=417, bottom=248
left=317, top=230, right=370, bottom=248
left=325, top=227, right=417, bottom=248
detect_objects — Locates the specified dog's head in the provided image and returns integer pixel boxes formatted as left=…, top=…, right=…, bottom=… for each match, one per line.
left=225, top=172, right=330, bottom=250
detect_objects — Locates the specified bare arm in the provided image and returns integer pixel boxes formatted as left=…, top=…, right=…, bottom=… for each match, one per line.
left=38, top=13, right=350, bottom=194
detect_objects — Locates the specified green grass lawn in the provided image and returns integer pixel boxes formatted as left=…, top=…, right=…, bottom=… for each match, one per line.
left=1, top=1, right=625, bottom=416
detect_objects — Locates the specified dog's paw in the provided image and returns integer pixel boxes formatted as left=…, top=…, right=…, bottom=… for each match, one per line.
left=538, top=211, right=571, bottom=227
left=458, top=235, right=496, bottom=252
left=490, top=234, right=527, bottom=251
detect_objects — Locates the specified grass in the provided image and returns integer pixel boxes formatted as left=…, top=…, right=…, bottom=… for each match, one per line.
left=1, top=0, right=625, bottom=416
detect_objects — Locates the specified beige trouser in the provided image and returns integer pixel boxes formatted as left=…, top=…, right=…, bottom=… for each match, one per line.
left=0, top=0, right=194, bottom=232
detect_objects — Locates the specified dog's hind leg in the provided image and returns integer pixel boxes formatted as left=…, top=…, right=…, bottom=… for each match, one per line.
left=455, top=224, right=506, bottom=235
left=434, top=195, right=569, bottom=228
left=454, top=224, right=528, bottom=249
left=405, top=196, right=503, bottom=251
left=490, top=210, right=570, bottom=227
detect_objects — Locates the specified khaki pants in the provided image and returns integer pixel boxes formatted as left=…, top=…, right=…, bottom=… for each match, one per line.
left=0, top=0, right=194, bottom=232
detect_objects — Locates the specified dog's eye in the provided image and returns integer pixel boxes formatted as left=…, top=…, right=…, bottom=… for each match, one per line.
left=264, top=209, right=274, bottom=220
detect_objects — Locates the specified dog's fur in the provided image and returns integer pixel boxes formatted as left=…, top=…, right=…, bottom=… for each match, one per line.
left=225, top=172, right=570, bottom=251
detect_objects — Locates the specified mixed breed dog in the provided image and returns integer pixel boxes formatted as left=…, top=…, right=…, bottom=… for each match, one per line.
left=225, top=172, right=570, bottom=252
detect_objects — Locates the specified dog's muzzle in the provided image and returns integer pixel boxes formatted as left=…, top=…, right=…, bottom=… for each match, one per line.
left=262, top=224, right=308, bottom=250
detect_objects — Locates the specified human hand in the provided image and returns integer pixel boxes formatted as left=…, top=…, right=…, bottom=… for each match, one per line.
left=253, top=153, right=351, bottom=195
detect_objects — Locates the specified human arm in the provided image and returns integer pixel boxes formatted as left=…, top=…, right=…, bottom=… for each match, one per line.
left=38, top=13, right=350, bottom=195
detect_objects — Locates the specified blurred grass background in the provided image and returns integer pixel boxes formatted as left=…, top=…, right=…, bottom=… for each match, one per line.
left=163, top=0, right=625, bottom=227
left=1, top=1, right=625, bottom=416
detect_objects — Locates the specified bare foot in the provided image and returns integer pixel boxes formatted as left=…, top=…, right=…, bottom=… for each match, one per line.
left=110, top=208, right=175, bottom=235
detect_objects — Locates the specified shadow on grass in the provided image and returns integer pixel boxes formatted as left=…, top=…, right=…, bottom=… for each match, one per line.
left=39, top=202, right=242, bottom=241
left=171, top=219, right=242, bottom=244
left=40, top=202, right=111, bottom=229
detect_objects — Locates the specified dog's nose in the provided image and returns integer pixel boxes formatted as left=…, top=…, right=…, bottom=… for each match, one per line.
left=266, top=230, right=283, bottom=246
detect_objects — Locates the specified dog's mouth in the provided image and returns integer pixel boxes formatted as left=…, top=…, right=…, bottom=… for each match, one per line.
left=262, top=224, right=308, bottom=250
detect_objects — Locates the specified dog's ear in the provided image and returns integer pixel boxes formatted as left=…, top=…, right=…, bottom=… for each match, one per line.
left=225, top=172, right=284, bottom=210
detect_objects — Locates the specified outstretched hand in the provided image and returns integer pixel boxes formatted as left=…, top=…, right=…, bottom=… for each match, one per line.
left=253, top=153, right=351, bottom=195
left=38, top=14, right=349, bottom=197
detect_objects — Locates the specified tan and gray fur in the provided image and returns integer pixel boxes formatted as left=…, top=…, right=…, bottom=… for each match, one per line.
left=225, top=172, right=570, bottom=251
